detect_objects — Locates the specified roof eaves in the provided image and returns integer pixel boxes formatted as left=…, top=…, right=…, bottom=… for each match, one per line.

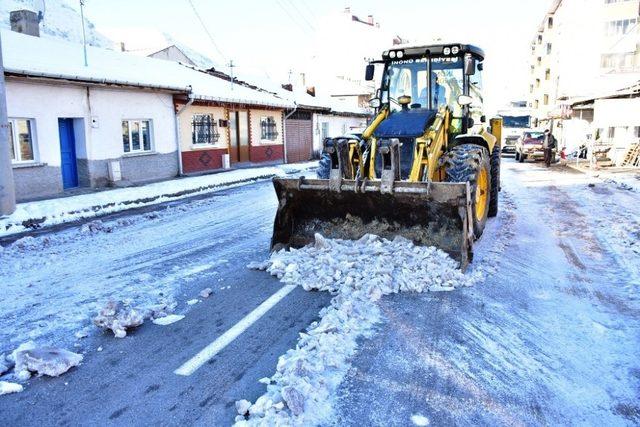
left=191, top=93, right=293, bottom=109
left=5, top=68, right=191, bottom=93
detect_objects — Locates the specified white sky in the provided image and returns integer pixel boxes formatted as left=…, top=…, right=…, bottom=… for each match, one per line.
left=83, top=0, right=553, bottom=114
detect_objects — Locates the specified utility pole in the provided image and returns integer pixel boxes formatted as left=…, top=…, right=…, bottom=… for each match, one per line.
left=0, top=32, right=16, bottom=216
left=228, top=59, right=235, bottom=91
left=79, top=0, right=88, bottom=66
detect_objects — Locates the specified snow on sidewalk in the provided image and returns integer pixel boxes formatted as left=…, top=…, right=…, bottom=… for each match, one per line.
left=0, top=162, right=318, bottom=238
left=237, top=234, right=484, bottom=426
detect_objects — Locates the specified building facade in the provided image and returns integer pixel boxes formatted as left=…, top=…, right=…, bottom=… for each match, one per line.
left=528, top=0, right=640, bottom=125
left=175, top=99, right=286, bottom=174
left=5, top=77, right=181, bottom=201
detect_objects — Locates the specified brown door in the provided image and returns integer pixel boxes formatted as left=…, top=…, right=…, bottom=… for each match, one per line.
left=285, top=118, right=313, bottom=163
left=229, top=110, right=250, bottom=163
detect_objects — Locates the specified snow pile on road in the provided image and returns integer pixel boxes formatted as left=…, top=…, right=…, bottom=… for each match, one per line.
left=9, top=342, right=82, bottom=380
left=92, top=301, right=145, bottom=338
left=0, top=162, right=317, bottom=238
left=237, top=234, right=482, bottom=425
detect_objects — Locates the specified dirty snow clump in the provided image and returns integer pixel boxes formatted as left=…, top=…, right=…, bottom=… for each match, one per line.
left=199, top=287, right=213, bottom=298
left=11, top=341, right=82, bottom=379
left=237, top=233, right=481, bottom=426
left=93, top=301, right=144, bottom=338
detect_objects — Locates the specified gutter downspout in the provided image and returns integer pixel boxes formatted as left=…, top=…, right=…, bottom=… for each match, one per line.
left=175, top=90, right=194, bottom=176
left=283, top=102, right=298, bottom=164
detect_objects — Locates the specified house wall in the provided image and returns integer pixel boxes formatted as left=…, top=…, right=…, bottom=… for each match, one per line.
left=177, top=103, right=229, bottom=174
left=5, top=79, right=179, bottom=200
left=312, top=113, right=368, bottom=155
left=593, top=97, right=640, bottom=164
left=248, top=109, right=284, bottom=163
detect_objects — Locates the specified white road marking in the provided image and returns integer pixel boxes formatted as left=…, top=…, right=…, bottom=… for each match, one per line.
left=174, top=284, right=297, bottom=376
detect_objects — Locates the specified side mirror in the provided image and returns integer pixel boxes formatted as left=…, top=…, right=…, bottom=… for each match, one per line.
left=369, top=98, right=381, bottom=108
left=478, top=63, right=484, bottom=71
left=457, top=95, right=473, bottom=106
left=365, top=64, right=375, bottom=81
left=464, top=54, right=476, bottom=76
left=480, top=115, right=486, bottom=123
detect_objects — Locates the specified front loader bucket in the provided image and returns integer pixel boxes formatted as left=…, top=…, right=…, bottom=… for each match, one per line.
left=271, top=177, right=474, bottom=271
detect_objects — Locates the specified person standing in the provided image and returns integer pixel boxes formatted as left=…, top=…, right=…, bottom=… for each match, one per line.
left=543, top=129, right=556, bottom=167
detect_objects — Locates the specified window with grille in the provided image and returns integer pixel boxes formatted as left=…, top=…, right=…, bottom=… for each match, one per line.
left=260, top=116, right=279, bottom=141
left=191, top=114, right=219, bottom=145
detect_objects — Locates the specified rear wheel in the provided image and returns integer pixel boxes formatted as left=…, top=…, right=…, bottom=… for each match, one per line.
left=488, top=144, right=500, bottom=217
left=443, top=144, right=491, bottom=239
left=518, top=152, right=526, bottom=163
left=515, top=151, right=520, bottom=161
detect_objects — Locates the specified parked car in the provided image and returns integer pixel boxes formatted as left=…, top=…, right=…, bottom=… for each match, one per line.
left=515, top=131, right=548, bottom=162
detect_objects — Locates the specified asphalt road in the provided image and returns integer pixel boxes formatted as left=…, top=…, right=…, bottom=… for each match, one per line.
left=0, top=180, right=332, bottom=425
left=2, top=160, right=639, bottom=426
left=336, top=158, right=640, bottom=426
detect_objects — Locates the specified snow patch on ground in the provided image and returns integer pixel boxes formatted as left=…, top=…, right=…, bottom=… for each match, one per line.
left=411, top=414, right=430, bottom=426
left=237, top=234, right=483, bottom=426
left=602, top=172, right=640, bottom=193
left=152, top=314, right=185, bottom=326
left=0, top=162, right=317, bottom=238
left=0, top=381, right=23, bottom=396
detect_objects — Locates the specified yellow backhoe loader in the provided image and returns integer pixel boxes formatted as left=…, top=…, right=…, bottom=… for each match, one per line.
left=271, top=43, right=502, bottom=270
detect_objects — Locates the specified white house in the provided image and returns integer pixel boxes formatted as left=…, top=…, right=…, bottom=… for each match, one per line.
left=2, top=23, right=293, bottom=201
left=3, top=29, right=188, bottom=201
left=312, top=99, right=370, bottom=156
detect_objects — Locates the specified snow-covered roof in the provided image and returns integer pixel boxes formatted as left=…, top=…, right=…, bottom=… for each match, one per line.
left=1, top=29, right=294, bottom=109
left=100, top=27, right=218, bottom=70
left=0, top=0, right=113, bottom=48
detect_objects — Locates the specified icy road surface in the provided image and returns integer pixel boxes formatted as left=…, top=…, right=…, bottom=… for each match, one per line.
left=336, top=160, right=640, bottom=426
left=1, top=159, right=639, bottom=426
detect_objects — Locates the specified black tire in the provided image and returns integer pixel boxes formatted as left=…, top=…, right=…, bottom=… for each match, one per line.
left=317, top=152, right=331, bottom=179
left=518, top=152, right=525, bottom=163
left=488, top=144, right=500, bottom=217
left=514, top=151, right=520, bottom=161
left=443, top=144, right=491, bottom=239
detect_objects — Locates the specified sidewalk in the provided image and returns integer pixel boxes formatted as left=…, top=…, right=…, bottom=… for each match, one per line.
left=0, top=161, right=318, bottom=238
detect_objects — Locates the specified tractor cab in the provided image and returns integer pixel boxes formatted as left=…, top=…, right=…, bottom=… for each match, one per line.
left=366, top=43, right=485, bottom=136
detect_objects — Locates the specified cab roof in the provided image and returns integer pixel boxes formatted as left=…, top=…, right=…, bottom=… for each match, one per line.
left=382, top=43, right=485, bottom=61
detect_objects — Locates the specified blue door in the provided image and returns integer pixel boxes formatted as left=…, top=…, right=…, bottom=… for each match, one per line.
left=58, top=118, right=78, bottom=189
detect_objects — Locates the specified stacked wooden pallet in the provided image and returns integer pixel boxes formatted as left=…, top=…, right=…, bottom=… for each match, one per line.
left=621, top=143, right=640, bottom=167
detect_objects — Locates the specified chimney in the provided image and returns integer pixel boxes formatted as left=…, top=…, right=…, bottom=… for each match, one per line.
left=281, top=83, right=293, bottom=92
left=120, top=42, right=126, bottom=52
left=10, top=10, right=40, bottom=37
left=367, top=15, right=374, bottom=25
left=306, top=86, right=316, bottom=97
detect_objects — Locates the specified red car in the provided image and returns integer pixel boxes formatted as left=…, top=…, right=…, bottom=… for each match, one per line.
left=515, top=131, right=548, bottom=162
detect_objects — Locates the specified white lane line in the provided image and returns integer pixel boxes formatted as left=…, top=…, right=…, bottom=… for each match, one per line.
left=174, top=284, right=297, bottom=376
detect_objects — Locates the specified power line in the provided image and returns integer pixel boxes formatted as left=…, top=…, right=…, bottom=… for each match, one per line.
left=186, top=0, right=227, bottom=62
left=298, top=0, right=316, bottom=23
left=281, top=0, right=316, bottom=32
left=274, top=0, right=314, bottom=36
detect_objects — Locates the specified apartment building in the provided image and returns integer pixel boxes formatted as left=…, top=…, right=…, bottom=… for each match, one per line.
left=528, top=0, right=640, bottom=125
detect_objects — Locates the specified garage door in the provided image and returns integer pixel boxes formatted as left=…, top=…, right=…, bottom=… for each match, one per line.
left=285, top=118, right=313, bottom=163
